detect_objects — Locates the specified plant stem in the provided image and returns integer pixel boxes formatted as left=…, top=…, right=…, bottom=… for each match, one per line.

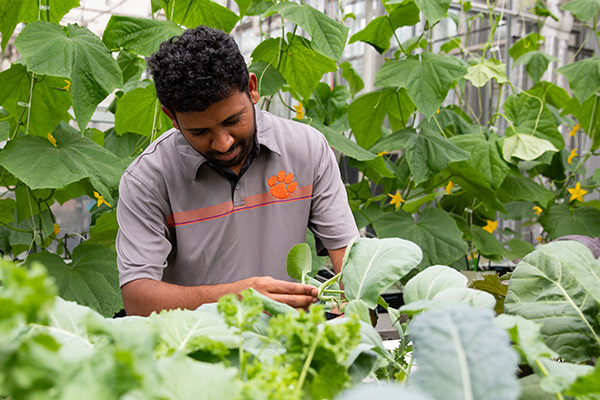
left=296, top=328, right=323, bottom=395
left=0, top=222, right=34, bottom=234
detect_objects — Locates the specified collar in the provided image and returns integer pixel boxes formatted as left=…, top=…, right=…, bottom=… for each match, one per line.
left=175, top=105, right=281, bottom=181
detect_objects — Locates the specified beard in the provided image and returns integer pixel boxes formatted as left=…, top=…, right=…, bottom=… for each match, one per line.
left=204, top=111, right=257, bottom=170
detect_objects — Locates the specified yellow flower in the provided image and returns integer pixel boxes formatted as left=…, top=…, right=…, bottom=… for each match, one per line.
left=532, top=206, right=543, bottom=216
left=436, top=108, right=440, bottom=114
left=482, top=219, right=497, bottom=234
left=53, top=224, right=60, bottom=236
left=567, top=148, right=578, bottom=165
left=47, top=133, right=57, bottom=147
left=63, top=80, right=71, bottom=91
left=388, top=190, right=405, bottom=209
left=569, top=123, right=580, bottom=137
left=377, top=151, right=389, bottom=156
left=568, top=182, right=588, bottom=202
left=536, top=236, right=543, bottom=243
left=293, top=103, right=304, bottom=120
left=94, top=191, right=112, bottom=208
left=445, top=181, right=455, bottom=195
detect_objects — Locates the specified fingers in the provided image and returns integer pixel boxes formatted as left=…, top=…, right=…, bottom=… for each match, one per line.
left=250, top=276, right=319, bottom=308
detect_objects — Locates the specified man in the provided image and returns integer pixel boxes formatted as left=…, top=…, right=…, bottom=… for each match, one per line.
left=116, top=26, right=359, bottom=316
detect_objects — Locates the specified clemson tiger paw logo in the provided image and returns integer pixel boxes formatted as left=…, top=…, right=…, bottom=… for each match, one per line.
left=268, top=170, right=297, bottom=199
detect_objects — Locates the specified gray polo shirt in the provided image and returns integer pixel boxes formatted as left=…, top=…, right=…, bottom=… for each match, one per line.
left=116, top=107, right=359, bottom=287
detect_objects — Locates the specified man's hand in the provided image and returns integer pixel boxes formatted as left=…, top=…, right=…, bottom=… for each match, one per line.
left=241, top=276, right=318, bottom=309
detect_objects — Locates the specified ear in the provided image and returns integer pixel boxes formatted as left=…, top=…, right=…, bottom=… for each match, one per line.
left=161, top=105, right=179, bottom=129
left=248, top=73, right=260, bottom=105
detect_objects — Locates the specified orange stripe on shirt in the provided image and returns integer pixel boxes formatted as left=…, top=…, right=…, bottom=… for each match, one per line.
left=167, top=185, right=313, bottom=227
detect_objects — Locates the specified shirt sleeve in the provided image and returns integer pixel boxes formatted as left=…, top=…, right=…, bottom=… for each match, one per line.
left=308, top=131, right=360, bottom=255
left=116, top=171, right=173, bottom=287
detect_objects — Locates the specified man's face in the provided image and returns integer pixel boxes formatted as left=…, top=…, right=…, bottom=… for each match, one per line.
left=164, top=74, right=260, bottom=175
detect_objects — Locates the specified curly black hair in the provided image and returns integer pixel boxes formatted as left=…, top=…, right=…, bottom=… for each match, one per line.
left=147, top=25, right=249, bottom=113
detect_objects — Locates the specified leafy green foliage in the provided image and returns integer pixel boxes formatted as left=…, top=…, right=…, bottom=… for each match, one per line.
left=160, top=0, right=240, bottom=33
left=342, top=237, right=422, bottom=308
left=0, top=0, right=80, bottom=51
left=409, top=307, right=520, bottom=400
left=373, top=208, right=468, bottom=268
left=348, top=2, right=420, bottom=53
left=465, top=59, right=508, bottom=87
left=273, top=2, right=349, bottom=62
left=286, top=243, right=313, bottom=283
left=0, top=64, right=71, bottom=137
left=102, top=16, right=184, bottom=57
left=251, top=34, right=337, bottom=100
left=15, top=21, right=123, bottom=130
left=504, top=241, right=600, bottom=362
left=24, top=244, right=122, bottom=317
left=374, top=53, right=467, bottom=119
left=556, top=57, right=600, bottom=102
left=513, top=51, right=557, bottom=82
left=114, top=84, right=173, bottom=137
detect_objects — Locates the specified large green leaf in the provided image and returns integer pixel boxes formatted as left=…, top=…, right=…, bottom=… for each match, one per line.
left=449, top=134, right=509, bottom=190
left=348, top=89, right=415, bottom=148
left=567, top=364, right=600, bottom=398
left=409, top=307, right=520, bottom=400
left=527, top=81, right=571, bottom=110
left=468, top=226, right=505, bottom=260
left=272, top=2, right=348, bottom=62
left=414, top=0, right=452, bottom=25
left=508, top=33, right=544, bottom=60
left=24, top=244, right=122, bottom=318
left=0, top=198, right=15, bottom=226
left=514, top=51, right=557, bottom=83
left=342, top=237, right=422, bottom=308
left=531, top=241, right=600, bottom=307
left=286, top=243, right=313, bottom=283
left=400, top=287, right=496, bottom=315
left=32, top=297, right=106, bottom=363
left=504, top=242, right=600, bottom=362
left=502, top=133, right=558, bottom=162
left=251, top=35, right=337, bottom=100
left=115, top=85, right=172, bottom=138
left=156, top=355, right=241, bottom=399
left=149, top=308, right=240, bottom=353
left=308, top=121, right=376, bottom=161
left=420, top=108, right=479, bottom=137
left=337, top=385, right=430, bottom=400
left=561, top=0, right=600, bottom=23
left=403, top=265, right=467, bottom=304
left=498, top=173, right=555, bottom=209
left=503, top=93, right=564, bottom=150
left=562, top=94, right=600, bottom=151
left=0, top=0, right=79, bottom=51
left=340, top=62, right=364, bottom=97
left=102, top=16, right=184, bottom=57
left=371, top=128, right=470, bottom=185
left=0, top=63, right=71, bottom=137
left=495, top=314, right=558, bottom=365
left=87, top=211, right=119, bottom=249
left=15, top=21, right=123, bottom=130
left=374, top=53, right=467, bottom=119
left=0, top=123, right=126, bottom=204
left=539, top=204, right=600, bottom=240
left=465, top=59, right=508, bottom=87
left=117, top=52, right=146, bottom=88
left=373, top=208, right=468, bottom=268
left=556, top=57, right=600, bottom=103
left=348, top=2, right=420, bottom=53
left=161, top=0, right=239, bottom=33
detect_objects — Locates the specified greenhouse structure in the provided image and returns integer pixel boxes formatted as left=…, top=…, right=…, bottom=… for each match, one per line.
left=1, top=0, right=599, bottom=399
